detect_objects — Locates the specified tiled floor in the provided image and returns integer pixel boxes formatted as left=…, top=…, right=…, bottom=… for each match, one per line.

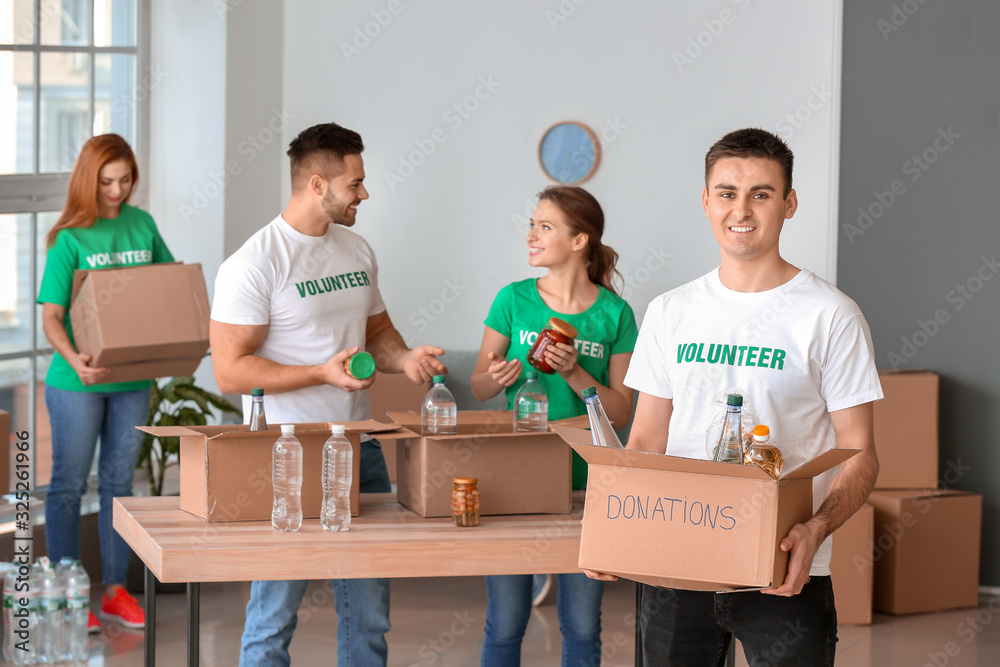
left=7, top=578, right=1000, bottom=665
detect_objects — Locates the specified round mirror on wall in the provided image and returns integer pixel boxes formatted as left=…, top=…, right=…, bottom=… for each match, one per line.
left=538, top=121, right=601, bottom=184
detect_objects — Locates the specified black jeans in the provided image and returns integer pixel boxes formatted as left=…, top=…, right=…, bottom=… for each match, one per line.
left=640, top=576, right=838, bottom=666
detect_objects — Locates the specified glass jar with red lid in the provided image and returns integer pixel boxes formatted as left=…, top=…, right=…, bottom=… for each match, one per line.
left=526, top=317, right=578, bottom=374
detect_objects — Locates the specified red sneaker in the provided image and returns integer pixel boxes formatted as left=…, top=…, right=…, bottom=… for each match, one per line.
left=88, top=610, right=101, bottom=634
left=101, top=588, right=145, bottom=628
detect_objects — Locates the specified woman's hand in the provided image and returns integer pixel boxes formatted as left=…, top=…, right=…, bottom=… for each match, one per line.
left=545, top=341, right=579, bottom=377
left=487, top=352, right=522, bottom=387
left=71, top=353, right=111, bottom=386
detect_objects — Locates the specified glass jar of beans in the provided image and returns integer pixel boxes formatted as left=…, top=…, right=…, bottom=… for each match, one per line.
left=451, top=477, right=480, bottom=527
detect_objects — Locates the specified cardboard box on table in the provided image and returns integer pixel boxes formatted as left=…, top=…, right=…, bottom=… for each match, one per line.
left=69, top=263, right=210, bottom=384
left=383, top=410, right=573, bottom=518
left=830, top=502, right=874, bottom=625
left=873, top=370, right=939, bottom=489
left=137, top=421, right=400, bottom=522
left=867, top=489, right=981, bottom=615
left=552, top=424, right=858, bottom=590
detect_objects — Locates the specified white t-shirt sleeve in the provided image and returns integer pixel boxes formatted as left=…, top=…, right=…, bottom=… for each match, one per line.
left=211, top=258, right=272, bottom=326
left=821, top=313, right=883, bottom=412
left=624, top=298, right=674, bottom=399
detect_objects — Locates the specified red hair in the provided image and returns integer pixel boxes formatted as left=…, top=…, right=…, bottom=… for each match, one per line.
left=46, top=134, right=139, bottom=247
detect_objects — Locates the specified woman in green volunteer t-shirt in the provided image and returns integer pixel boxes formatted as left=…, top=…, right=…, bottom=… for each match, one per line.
left=470, top=185, right=638, bottom=666
left=37, top=134, right=174, bottom=632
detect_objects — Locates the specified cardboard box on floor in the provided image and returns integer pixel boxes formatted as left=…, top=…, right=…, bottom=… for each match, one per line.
left=867, top=489, right=981, bottom=615
left=368, top=373, right=429, bottom=483
left=70, top=263, right=210, bottom=384
left=383, top=410, right=573, bottom=518
left=874, top=370, right=939, bottom=489
left=552, top=425, right=858, bottom=591
left=830, top=502, right=874, bottom=625
left=137, top=421, right=399, bottom=522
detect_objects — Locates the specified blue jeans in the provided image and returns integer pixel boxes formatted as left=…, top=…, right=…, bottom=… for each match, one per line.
left=240, top=439, right=393, bottom=667
left=640, top=576, right=838, bottom=666
left=482, top=573, right=604, bottom=667
left=44, top=384, right=151, bottom=585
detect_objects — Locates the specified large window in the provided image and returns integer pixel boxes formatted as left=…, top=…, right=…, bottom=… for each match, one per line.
left=0, top=0, right=146, bottom=492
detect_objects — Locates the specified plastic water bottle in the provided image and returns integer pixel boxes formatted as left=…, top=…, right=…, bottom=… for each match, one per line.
left=14, top=562, right=40, bottom=665
left=2, top=562, right=18, bottom=663
left=321, top=424, right=353, bottom=532
left=272, top=424, right=303, bottom=532
left=421, top=375, right=457, bottom=435
left=582, top=386, right=624, bottom=448
left=62, top=561, right=89, bottom=663
left=712, top=394, right=744, bottom=463
left=514, top=371, right=549, bottom=432
left=36, top=559, right=64, bottom=665
left=249, top=387, right=267, bottom=431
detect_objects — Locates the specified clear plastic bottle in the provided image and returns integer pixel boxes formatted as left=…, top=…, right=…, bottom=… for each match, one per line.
left=36, top=559, right=64, bottom=665
left=421, top=375, right=457, bottom=436
left=271, top=424, right=303, bottom=532
left=62, top=561, right=89, bottom=663
left=712, top=394, right=744, bottom=463
left=249, top=388, right=267, bottom=431
left=321, top=424, right=353, bottom=532
left=15, top=562, right=41, bottom=666
left=582, top=386, right=624, bottom=448
left=514, top=371, right=549, bottom=432
left=2, top=562, right=18, bottom=663
left=743, top=424, right=784, bottom=478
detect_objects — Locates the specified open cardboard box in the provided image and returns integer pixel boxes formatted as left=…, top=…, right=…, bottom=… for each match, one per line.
left=552, top=424, right=858, bottom=591
left=382, top=410, right=573, bottom=517
left=137, top=420, right=400, bottom=522
left=70, top=263, right=210, bottom=384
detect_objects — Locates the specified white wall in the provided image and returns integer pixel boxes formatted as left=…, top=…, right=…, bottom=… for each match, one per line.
left=152, top=0, right=843, bottom=398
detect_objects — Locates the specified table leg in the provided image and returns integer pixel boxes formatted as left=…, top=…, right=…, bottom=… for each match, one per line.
left=634, top=582, right=642, bottom=667
left=187, top=583, right=200, bottom=666
left=144, top=565, right=156, bottom=667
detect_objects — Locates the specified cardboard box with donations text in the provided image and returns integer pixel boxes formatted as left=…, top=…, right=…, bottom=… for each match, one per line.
left=137, top=420, right=399, bottom=522
left=552, top=424, right=858, bottom=591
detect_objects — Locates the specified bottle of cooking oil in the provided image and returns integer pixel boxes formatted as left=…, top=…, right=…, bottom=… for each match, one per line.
left=743, top=424, right=784, bottom=478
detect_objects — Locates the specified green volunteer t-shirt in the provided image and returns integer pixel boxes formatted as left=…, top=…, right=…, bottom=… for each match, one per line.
left=37, top=204, right=175, bottom=393
left=484, top=278, right=638, bottom=489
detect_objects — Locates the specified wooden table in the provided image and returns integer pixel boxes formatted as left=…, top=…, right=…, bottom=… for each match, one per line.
left=114, top=492, right=594, bottom=666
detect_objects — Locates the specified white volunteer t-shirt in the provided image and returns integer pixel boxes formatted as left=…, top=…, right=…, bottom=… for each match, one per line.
left=212, top=215, right=386, bottom=423
left=624, top=268, right=883, bottom=576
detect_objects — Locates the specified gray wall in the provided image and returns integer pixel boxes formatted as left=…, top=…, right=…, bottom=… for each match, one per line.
left=838, top=1, right=1000, bottom=585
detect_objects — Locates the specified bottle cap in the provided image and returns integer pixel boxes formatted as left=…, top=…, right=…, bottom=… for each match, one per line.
left=726, top=394, right=743, bottom=406
left=251, top=388, right=264, bottom=397
left=548, top=317, right=578, bottom=339
left=329, top=424, right=346, bottom=434
left=347, top=352, right=376, bottom=379
left=753, top=424, right=770, bottom=442
left=525, top=370, right=539, bottom=380
left=280, top=424, right=295, bottom=434
left=432, top=374, right=446, bottom=383
left=582, top=386, right=598, bottom=398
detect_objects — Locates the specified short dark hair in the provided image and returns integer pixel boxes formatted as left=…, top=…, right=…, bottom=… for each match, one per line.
left=287, top=122, right=364, bottom=189
left=705, top=128, right=794, bottom=197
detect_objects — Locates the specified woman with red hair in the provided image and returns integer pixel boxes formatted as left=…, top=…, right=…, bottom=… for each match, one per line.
left=38, top=134, right=173, bottom=632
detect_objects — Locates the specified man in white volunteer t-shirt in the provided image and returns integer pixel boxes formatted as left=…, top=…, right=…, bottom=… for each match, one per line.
left=589, top=128, right=882, bottom=666
left=210, top=122, right=447, bottom=667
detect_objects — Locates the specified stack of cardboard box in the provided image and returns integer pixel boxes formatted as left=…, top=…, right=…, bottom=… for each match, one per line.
left=864, top=370, right=982, bottom=616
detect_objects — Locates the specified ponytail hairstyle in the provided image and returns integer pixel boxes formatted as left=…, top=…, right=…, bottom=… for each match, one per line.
left=536, top=185, right=622, bottom=294
left=45, top=134, right=139, bottom=248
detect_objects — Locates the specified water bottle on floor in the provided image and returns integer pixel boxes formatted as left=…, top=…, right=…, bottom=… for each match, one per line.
left=36, top=558, right=64, bottom=664
left=62, top=561, right=89, bottom=663
left=272, top=424, right=303, bottom=532
left=514, top=371, right=549, bottom=432
left=421, top=375, right=457, bottom=435
left=321, top=424, right=353, bottom=532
